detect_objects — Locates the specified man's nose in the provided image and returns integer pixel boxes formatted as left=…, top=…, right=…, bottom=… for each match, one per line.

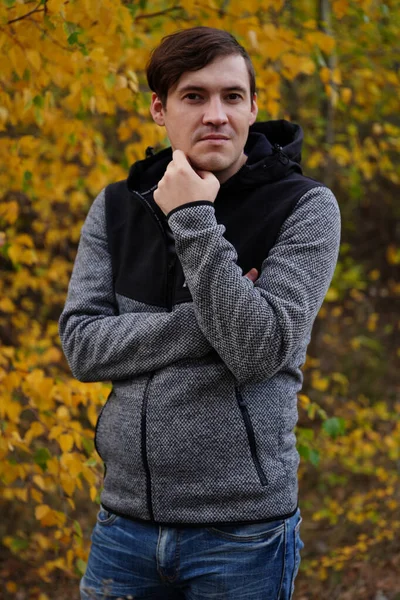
left=202, top=98, right=228, bottom=126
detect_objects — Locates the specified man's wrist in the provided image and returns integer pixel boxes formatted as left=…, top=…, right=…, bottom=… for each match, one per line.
left=166, top=200, right=214, bottom=220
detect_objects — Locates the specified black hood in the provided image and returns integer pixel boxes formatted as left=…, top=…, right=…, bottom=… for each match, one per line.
left=127, top=119, right=304, bottom=194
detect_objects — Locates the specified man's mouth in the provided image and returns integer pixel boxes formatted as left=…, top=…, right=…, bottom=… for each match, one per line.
left=199, top=135, right=230, bottom=141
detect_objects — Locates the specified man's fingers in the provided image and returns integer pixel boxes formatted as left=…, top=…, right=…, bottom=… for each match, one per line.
left=172, top=149, right=189, bottom=166
left=196, top=169, right=217, bottom=181
left=244, top=268, right=259, bottom=282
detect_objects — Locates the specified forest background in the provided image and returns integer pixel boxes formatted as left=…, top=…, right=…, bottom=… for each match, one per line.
left=0, top=0, right=399, bottom=598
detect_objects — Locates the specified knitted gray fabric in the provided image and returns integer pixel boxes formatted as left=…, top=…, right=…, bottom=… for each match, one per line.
left=59, top=185, right=340, bottom=524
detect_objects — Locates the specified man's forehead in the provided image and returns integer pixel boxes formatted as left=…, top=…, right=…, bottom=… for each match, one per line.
left=173, top=55, right=251, bottom=94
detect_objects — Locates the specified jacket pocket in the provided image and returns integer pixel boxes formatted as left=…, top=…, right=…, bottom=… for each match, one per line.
left=235, top=386, right=268, bottom=486
left=94, top=390, right=113, bottom=460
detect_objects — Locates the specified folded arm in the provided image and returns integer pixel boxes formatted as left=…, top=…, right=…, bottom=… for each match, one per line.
left=167, top=186, right=341, bottom=385
left=59, top=189, right=212, bottom=383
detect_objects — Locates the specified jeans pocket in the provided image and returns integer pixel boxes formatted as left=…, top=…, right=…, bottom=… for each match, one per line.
left=97, top=506, right=119, bottom=526
left=289, top=516, right=304, bottom=599
left=206, top=519, right=285, bottom=542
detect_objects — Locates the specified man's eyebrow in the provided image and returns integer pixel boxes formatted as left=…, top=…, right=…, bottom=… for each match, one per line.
left=177, top=84, right=248, bottom=95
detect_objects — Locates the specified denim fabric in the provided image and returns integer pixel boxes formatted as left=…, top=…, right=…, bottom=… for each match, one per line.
left=80, top=507, right=303, bottom=600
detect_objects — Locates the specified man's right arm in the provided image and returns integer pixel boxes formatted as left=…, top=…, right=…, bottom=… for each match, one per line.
left=58, top=189, right=212, bottom=383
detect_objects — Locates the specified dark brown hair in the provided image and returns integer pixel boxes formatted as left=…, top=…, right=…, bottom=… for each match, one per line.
left=146, top=26, right=256, bottom=106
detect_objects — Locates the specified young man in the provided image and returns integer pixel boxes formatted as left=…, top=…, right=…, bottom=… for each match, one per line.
left=59, top=27, right=341, bottom=600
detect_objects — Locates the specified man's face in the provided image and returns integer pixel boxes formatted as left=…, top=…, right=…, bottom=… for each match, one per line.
left=150, top=54, right=258, bottom=183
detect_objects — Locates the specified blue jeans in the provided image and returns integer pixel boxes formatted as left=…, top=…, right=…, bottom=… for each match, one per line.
left=80, top=507, right=303, bottom=600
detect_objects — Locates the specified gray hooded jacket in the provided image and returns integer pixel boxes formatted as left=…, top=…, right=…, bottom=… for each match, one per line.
left=59, top=120, right=341, bottom=526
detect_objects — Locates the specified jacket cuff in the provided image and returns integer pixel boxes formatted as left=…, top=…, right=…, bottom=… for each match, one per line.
left=166, top=201, right=214, bottom=221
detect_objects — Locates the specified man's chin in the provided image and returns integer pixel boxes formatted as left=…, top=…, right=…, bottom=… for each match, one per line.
left=189, top=153, right=231, bottom=174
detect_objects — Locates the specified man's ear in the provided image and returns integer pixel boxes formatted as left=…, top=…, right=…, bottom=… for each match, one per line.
left=249, top=93, right=258, bottom=126
left=150, top=93, right=165, bottom=126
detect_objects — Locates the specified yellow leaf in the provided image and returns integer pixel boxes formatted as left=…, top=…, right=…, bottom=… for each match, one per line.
left=87, top=403, right=98, bottom=427
left=15, top=488, right=28, bottom=502
left=305, top=32, right=335, bottom=54
left=31, top=488, right=43, bottom=504
left=312, top=373, right=330, bottom=392
left=57, top=406, right=70, bottom=421
left=26, top=50, right=42, bottom=72
left=367, top=313, right=379, bottom=332
left=331, top=144, right=351, bottom=166
left=333, top=0, right=349, bottom=19
left=68, top=456, right=84, bottom=478
left=387, top=245, right=400, bottom=265
left=4, top=400, right=22, bottom=423
left=33, top=475, right=46, bottom=490
left=49, top=425, right=65, bottom=440
left=90, top=486, right=97, bottom=501
left=41, top=347, right=62, bottom=364
left=59, top=434, right=74, bottom=453
left=24, top=422, right=45, bottom=444
left=325, top=287, right=339, bottom=302
left=341, top=88, right=352, bottom=104
left=368, top=269, right=380, bottom=281
left=35, top=504, right=51, bottom=520
left=320, top=67, right=331, bottom=84
left=9, top=45, right=27, bottom=78
left=60, top=472, right=76, bottom=496
left=298, top=394, right=310, bottom=409
left=0, top=201, right=19, bottom=224
left=0, top=298, right=15, bottom=313
left=280, top=54, right=315, bottom=79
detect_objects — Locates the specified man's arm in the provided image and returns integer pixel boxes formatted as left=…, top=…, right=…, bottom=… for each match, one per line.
left=59, top=188, right=212, bottom=383
left=166, top=186, right=341, bottom=385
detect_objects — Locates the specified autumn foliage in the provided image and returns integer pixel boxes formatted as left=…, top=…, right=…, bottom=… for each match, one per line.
left=0, top=0, right=399, bottom=598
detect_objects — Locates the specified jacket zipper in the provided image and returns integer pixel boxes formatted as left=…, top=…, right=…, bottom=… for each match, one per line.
left=132, top=189, right=176, bottom=311
left=235, top=386, right=268, bottom=486
left=132, top=189, right=176, bottom=521
left=141, top=374, right=155, bottom=520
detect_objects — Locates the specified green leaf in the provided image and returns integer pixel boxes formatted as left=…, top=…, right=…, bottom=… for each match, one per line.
left=34, top=447, right=51, bottom=471
left=64, top=21, right=77, bottom=35
left=298, top=444, right=320, bottom=466
left=33, top=95, right=44, bottom=109
left=22, top=173, right=31, bottom=193
left=10, top=537, right=29, bottom=552
left=76, top=558, right=87, bottom=575
left=299, top=427, right=314, bottom=441
left=309, top=449, right=320, bottom=466
left=67, top=32, right=80, bottom=45
left=73, top=520, right=83, bottom=537
left=322, top=417, right=346, bottom=439
left=82, top=437, right=94, bottom=455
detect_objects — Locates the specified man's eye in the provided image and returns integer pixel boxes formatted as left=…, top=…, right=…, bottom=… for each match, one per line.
left=227, top=93, right=242, bottom=101
left=184, top=93, right=201, bottom=101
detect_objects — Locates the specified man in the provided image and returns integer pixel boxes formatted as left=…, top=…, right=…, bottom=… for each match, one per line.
left=59, top=26, right=340, bottom=600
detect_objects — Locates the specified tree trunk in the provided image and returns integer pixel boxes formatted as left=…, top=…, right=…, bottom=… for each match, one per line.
left=318, top=0, right=336, bottom=188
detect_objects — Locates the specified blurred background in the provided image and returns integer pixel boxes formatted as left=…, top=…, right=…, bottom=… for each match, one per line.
left=0, top=0, right=399, bottom=598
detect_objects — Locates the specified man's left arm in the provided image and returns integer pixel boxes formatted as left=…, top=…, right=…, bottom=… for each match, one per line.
left=166, top=186, right=341, bottom=385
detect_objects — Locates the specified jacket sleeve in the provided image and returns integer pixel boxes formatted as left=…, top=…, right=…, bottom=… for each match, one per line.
left=59, top=188, right=212, bottom=383
left=167, top=186, right=341, bottom=385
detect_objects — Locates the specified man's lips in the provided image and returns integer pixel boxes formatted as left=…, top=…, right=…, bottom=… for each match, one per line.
left=199, top=135, right=230, bottom=141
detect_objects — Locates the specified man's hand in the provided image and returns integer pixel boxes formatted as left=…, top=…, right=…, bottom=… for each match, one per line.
left=154, top=150, right=220, bottom=216
left=244, top=268, right=258, bottom=283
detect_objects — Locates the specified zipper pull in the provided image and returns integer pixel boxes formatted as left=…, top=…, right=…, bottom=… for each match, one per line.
left=272, top=143, right=289, bottom=165
left=145, top=146, right=155, bottom=158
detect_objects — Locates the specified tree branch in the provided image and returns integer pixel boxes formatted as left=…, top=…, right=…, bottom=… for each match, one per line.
left=7, top=1, right=46, bottom=25
left=134, top=6, right=183, bottom=22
